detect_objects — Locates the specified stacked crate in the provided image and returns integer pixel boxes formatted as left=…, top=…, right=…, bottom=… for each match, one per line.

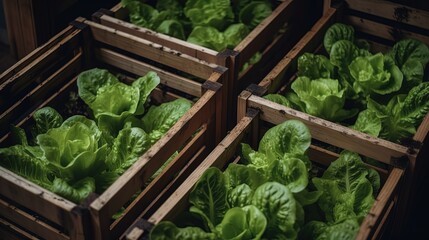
left=0, top=17, right=227, bottom=240
left=121, top=1, right=429, bottom=239
left=91, top=0, right=320, bottom=128
left=239, top=0, right=429, bottom=237
left=131, top=105, right=404, bottom=240
left=1, top=0, right=429, bottom=239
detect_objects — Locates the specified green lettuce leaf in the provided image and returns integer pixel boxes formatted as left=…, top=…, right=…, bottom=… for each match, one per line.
left=297, top=53, right=335, bottom=79
left=351, top=109, right=382, bottom=137
left=300, top=218, right=359, bottom=240
left=263, top=94, right=292, bottom=108
left=224, top=163, right=266, bottom=190
left=227, top=184, right=253, bottom=208
left=364, top=82, right=429, bottom=142
left=32, top=107, right=63, bottom=136
left=37, top=115, right=107, bottom=181
left=323, top=23, right=355, bottom=53
left=239, top=1, right=272, bottom=30
left=239, top=143, right=271, bottom=172
left=223, top=23, right=249, bottom=49
left=77, top=68, right=119, bottom=105
left=268, top=156, right=308, bottom=193
left=349, top=53, right=403, bottom=96
left=142, top=98, right=192, bottom=144
left=51, top=177, right=95, bottom=204
left=312, top=151, right=379, bottom=223
left=150, top=221, right=216, bottom=240
left=156, top=19, right=186, bottom=40
left=189, top=167, right=229, bottom=226
left=132, top=71, right=161, bottom=115
left=106, top=126, right=151, bottom=176
left=122, top=1, right=159, bottom=28
left=184, top=0, right=234, bottom=31
left=0, top=145, right=52, bottom=189
left=187, top=26, right=227, bottom=51
left=259, top=119, right=311, bottom=159
left=252, top=182, right=297, bottom=238
left=388, top=39, right=429, bottom=90
left=216, top=206, right=267, bottom=240
left=290, top=77, right=358, bottom=122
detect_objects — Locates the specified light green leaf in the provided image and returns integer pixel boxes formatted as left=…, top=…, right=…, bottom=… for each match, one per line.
left=187, top=26, right=227, bottom=51
left=150, top=221, right=216, bottom=240
left=298, top=53, right=335, bottom=79
left=252, top=182, right=297, bottom=234
left=224, top=163, right=266, bottom=190
left=268, top=156, right=308, bottom=193
left=263, top=94, right=292, bottom=108
left=324, top=23, right=355, bottom=53
left=227, top=184, right=253, bottom=208
left=32, top=107, right=63, bottom=136
left=132, top=71, right=161, bottom=115
left=142, top=98, right=192, bottom=144
left=189, top=167, right=229, bottom=226
left=106, top=127, right=151, bottom=175
left=77, top=68, right=119, bottom=105
left=351, top=109, right=382, bottom=137
left=51, top=177, right=95, bottom=204
left=224, top=23, right=249, bottom=49
left=312, top=151, right=379, bottom=223
left=239, top=1, right=272, bottom=30
left=0, top=145, right=52, bottom=189
left=184, top=0, right=234, bottom=31
left=258, top=118, right=311, bottom=159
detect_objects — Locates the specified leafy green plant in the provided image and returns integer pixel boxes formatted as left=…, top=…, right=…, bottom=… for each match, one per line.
left=353, top=82, right=429, bottom=142
left=122, top=0, right=275, bottom=53
left=0, top=69, right=192, bottom=204
left=264, top=22, right=429, bottom=143
left=150, top=120, right=381, bottom=239
left=301, top=151, right=380, bottom=239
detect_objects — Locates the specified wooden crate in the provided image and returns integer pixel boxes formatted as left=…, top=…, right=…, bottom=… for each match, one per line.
left=124, top=104, right=404, bottom=240
left=91, top=0, right=321, bottom=127
left=241, top=0, right=429, bottom=237
left=0, top=17, right=228, bottom=240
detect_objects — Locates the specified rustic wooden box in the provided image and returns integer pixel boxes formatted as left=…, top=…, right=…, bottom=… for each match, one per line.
left=91, top=0, right=321, bottom=126
left=0, top=17, right=227, bottom=240
left=240, top=0, right=429, bottom=237
left=124, top=103, right=404, bottom=240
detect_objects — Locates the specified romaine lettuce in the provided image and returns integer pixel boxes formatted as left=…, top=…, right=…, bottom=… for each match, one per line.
left=289, top=77, right=358, bottom=122
left=184, top=0, right=234, bottom=31
left=349, top=53, right=403, bottom=96
left=1, top=69, right=191, bottom=204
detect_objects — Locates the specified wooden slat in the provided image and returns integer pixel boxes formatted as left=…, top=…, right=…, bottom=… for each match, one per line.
left=98, top=14, right=220, bottom=63
left=371, top=201, right=394, bottom=239
left=109, top=125, right=210, bottom=239
left=0, top=28, right=81, bottom=113
left=0, top=53, right=83, bottom=139
left=147, top=114, right=255, bottom=224
left=0, top=198, right=68, bottom=240
left=414, top=113, right=429, bottom=142
left=247, top=95, right=412, bottom=165
left=0, top=217, right=40, bottom=240
left=356, top=168, right=403, bottom=239
left=95, top=48, right=203, bottom=97
left=345, top=15, right=429, bottom=45
left=0, top=168, right=77, bottom=229
left=236, top=0, right=296, bottom=64
left=258, top=8, right=337, bottom=92
left=0, top=25, right=76, bottom=83
left=346, top=0, right=429, bottom=31
left=83, top=20, right=219, bottom=80
left=90, top=89, right=218, bottom=240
